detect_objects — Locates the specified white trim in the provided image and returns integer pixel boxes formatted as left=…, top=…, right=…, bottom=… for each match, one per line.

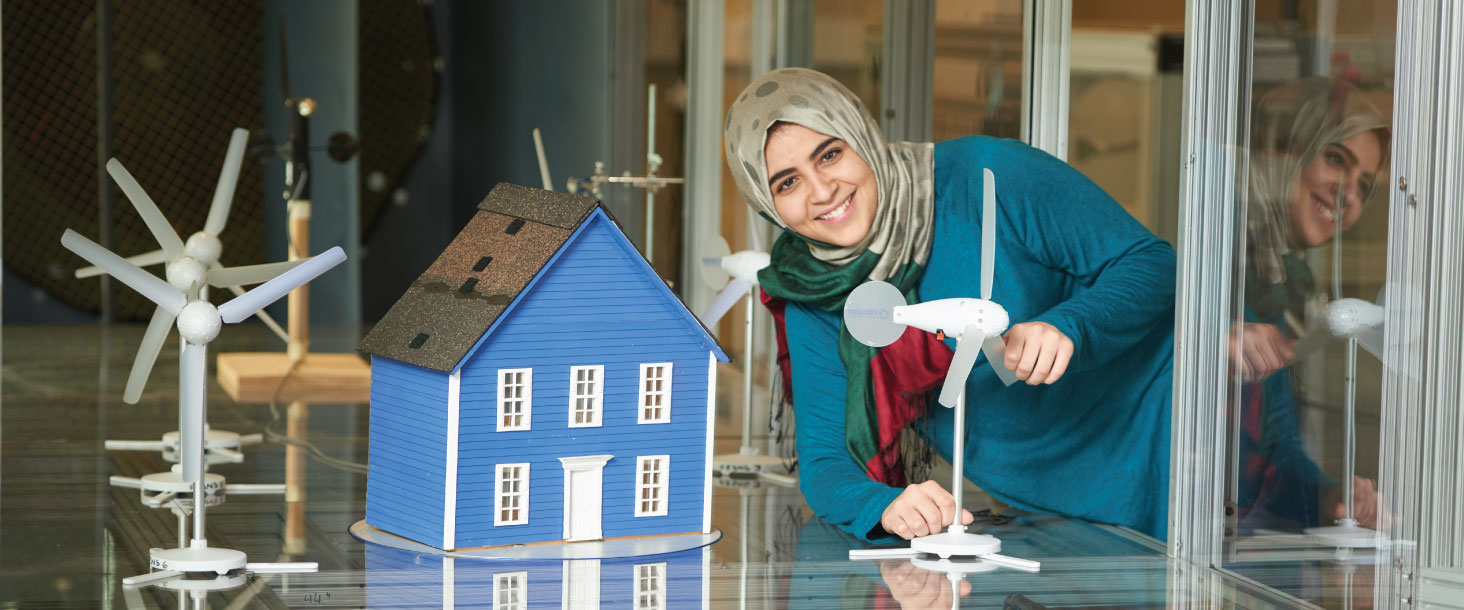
left=701, top=547, right=710, bottom=610
left=492, top=570, right=527, bottom=610
left=493, top=463, right=530, bottom=526
left=444, top=371, right=460, bottom=549
left=443, top=556, right=455, bottom=610
left=703, top=351, right=716, bottom=533
left=637, top=362, right=673, bottom=424
left=568, top=365, right=605, bottom=428
left=635, top=455, right=671, bottom=517
left=558, top=455, right=613, bottom=541
left=633, top=562, right=669, bottom=610
left=496, top=368, right=532, bottom=431
left=1021, top=0, right=1072, bottom=159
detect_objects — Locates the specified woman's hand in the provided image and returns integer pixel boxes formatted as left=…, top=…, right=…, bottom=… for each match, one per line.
left=1228, top=322, right=1294, bottom=382
left=1002, top=321, right=1074, bottom=385
left=880, top=480, right=974, bottom=539
left=879, top=560, right=971, bottom=608
left=1331, top=476, right=1383, bottom=529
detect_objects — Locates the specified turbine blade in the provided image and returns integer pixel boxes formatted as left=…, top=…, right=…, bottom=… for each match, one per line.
left=226, top=284, right=291, bottom=344
left=208, top=259, right=306, bottom=288
left=982, top=333, right=1019, bottom=386
left=702, top=278, right=754, bottom=327
left=218, top=246, right=346, bottom=323
left=123, top=306, right=176, bottom=404
left=107, top=159, right=185, bottom=259
left=1355, top=326, right=1385, bottom=361
left=204, top=128, right=250, bottom=235
left=179, top=341, right=206, bottom=483
left=75, top=249, right=168, bottom=278
left=981, top=168, right=997, bottom=301
left=938, top=325, right=986, bottom=407
left=61, top=230, right=186, bottom=314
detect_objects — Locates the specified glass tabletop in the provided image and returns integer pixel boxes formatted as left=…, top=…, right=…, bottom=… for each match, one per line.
left=1, top=324, right=1349, bottom=608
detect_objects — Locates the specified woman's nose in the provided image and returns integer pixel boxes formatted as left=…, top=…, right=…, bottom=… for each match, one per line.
left=807, top=171, right=836, bottom=203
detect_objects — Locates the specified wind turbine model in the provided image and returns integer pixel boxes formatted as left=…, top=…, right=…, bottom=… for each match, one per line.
left=84, top=130, right=295, bottom=466
left=1293, top=183, right=1387, bottom=549
left=698, top=233, right=788, bottom=477
left=61, top=228, right=343, bottom=584
left=844, top=169, right=1034, bottom=572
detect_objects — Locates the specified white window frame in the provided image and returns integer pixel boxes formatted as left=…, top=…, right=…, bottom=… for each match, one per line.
left=496, top=368, right=532, bottom=431
left=637, top=362, right=673, bottom=424
left=568, top=365, right=604, bottom=428
left=635, top=455, right=669, bottom=517
left=493, top=571, right=527, bottom=610
left=493, top=463, right=529, bottom=526
left=634, top=562, right=668, bottom=610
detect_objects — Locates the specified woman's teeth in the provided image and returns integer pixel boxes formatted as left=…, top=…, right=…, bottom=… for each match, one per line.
left=818, top=195, right=852, bottom=221
left=1314, top=194, right=1336, bottom=223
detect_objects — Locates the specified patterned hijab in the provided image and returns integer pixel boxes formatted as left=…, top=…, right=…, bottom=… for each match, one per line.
left=723, top=68, right=945, bottom=485
left=1247, top=77, right=1390, bottom=285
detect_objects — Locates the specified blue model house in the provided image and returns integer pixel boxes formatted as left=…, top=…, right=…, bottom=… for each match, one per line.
left=359, top=183, right=728, bottom=550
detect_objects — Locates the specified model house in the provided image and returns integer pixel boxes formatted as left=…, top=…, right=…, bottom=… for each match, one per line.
left=359, top=183, right=727, bottom=551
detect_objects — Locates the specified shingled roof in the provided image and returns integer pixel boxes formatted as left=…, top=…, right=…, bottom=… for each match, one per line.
left=358, top=183, right=603, bottom=371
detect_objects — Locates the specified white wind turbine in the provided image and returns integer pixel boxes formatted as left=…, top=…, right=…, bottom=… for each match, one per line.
left=61, top=228, right=343, bottom=584
left=845, top=169, right=1036, bottom=575
left=699, top=231, right=789, bottom=477
left=84, top=131, right=299, bottom=466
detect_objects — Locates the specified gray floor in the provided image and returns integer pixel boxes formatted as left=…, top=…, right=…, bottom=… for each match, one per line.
left=2, top=323, right=1359, bottom=608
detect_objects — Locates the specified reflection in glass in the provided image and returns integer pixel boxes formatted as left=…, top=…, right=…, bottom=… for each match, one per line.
left=1224, top=1, right=1398, bottom=607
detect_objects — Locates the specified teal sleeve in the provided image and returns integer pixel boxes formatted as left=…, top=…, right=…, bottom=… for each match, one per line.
left=987, top=139, right=1177, bottom=373
left=784, top=302, right=905, bottom=543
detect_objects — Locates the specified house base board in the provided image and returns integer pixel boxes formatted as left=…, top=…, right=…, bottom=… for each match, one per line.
left=216, top=352, right=372, bottom=404
left=349, top=520, right=721, bottom=560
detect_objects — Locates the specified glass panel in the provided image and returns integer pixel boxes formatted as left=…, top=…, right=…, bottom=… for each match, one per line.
left=1067, top=4, right=1186, bottom=243
left=1222, top=0, right=1398, bottom=606
left=932, top=0, right=1025, bottom=141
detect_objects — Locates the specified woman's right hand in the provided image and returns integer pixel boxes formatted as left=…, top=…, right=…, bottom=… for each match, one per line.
left=880, top=480, right=975, bottom=540
left=1229, top=322, right=1295, bottom=382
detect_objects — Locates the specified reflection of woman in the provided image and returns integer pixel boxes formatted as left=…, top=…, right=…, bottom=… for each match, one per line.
left=1232, top=77, right=1388, bottom=531
left=723, top=68, right=1176, bottom=542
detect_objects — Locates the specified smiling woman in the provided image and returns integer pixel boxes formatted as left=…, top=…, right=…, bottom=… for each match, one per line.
left=722, top=68, right=1179, bottom=544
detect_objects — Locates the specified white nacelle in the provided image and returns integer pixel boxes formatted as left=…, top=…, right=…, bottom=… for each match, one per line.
left=1327, top=297, right=1384, bottom=338
left=185, top=231, right=223, bottom=266
left=892, top=298, right=1010, bottom=340
left=176, top=301, right=223, bottom=345
left=166, top=257, right=208, bottom=293
left=723, top=250, right=771, bottom=282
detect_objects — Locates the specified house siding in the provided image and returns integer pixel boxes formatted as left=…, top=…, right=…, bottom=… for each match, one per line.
left=451, top=213, right=714, bottom=548
left=366, top=356, right=451, bottom=547
left=364, top=544, right=706, bottom=608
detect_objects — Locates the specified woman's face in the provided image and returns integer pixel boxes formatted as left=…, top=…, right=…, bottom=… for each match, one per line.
left=763, top=123, right=879, bottom=247
left=1287, top=130, right=1384, bottom=248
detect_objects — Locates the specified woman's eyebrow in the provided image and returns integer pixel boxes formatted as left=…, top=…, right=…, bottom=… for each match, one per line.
left=1331, top=142, right=1359, bottom=165
left=767, top=167, right=795, bottom=189
left=809, top=137, right=840, bottom=161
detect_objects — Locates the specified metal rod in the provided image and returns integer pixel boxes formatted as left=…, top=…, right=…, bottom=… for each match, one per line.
left=1344, top=338, right=1358, bottom=521
left=742, top=288, right=755, bottom=448
left=645, top=83, right=657, bottom=264
left=192, top=479, right=206, bottom=546
left=951, top=389, right=965, bottom=533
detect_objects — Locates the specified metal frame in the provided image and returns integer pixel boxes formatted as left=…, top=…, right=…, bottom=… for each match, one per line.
left=681, top=0, right=725, bottom=318
left=1377, top=1, right=1464, bottom=607
left=880, top=0, right=935, bottom=142
left=1168, top=0, right=1252, bottom=572
left=1020, top=0, right=1071, bottom=158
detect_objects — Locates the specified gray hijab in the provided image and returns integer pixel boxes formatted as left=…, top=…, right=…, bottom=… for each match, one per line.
left=723, top=68, right=935, bottom=282
left=1247, top=77, right=1390, bottom=285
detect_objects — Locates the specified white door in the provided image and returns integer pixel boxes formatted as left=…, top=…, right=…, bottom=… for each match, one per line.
left=558, top=455, right=612, bottom=542
left=562, top=559, right=601, bottom=608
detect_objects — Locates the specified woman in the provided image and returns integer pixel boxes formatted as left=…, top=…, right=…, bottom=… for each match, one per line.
left=723, top=68, right=1176, bottom=541
left=1231, top=77, right=1388, bottom=532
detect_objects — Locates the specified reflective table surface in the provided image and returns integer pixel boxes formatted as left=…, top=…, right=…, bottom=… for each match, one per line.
left=2, top=325, right=1353, bottom=608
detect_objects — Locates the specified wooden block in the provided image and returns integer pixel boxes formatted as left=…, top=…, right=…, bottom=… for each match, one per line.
left=216, top=352, right=371, bottom=404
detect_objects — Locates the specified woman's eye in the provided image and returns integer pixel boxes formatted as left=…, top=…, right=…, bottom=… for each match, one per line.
left=821, top=148, right=841, bottom=163
left=1324, top=150, right=1346, bottom=166
left=776, top=176, right=797, bottom=193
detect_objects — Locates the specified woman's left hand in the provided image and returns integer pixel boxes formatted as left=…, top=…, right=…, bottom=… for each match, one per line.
left=1002, top=321, right=1074, bottom=385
